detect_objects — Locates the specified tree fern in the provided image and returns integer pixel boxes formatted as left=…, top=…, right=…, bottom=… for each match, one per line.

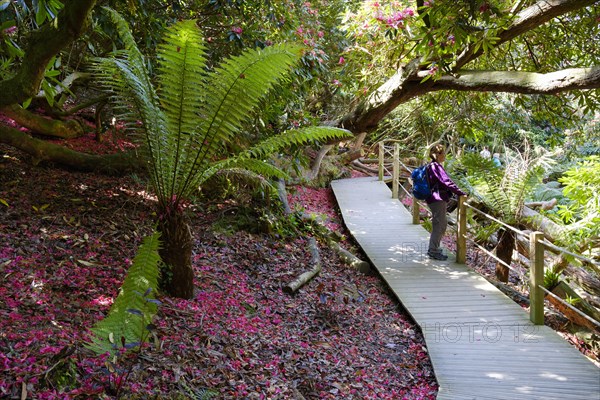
left=452, top=148, right=556, bottom=281
left=93, top=10, right=351, bottom=298
left=87, top=232, right=162, bottom=356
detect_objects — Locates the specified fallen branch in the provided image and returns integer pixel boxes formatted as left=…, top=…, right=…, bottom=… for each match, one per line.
left=283, top=237, right=321, bottom=294
left=524, top=199, right=557, bottom=211
left=329, top=241, right=371, bottom=273
left=351, top=159, right=378, bottom=175
left=277, top=179, right=371, bottom=273
left=276, top=179, right=292, bottom=215
left=545, top=282, right=600, bottom=333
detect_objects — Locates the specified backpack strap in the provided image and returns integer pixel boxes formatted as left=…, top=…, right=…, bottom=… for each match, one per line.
left=426, top=162, right=438, bottom=193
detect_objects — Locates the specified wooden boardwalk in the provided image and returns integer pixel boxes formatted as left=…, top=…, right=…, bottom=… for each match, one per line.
left=331, top=177, right=600, bottom=400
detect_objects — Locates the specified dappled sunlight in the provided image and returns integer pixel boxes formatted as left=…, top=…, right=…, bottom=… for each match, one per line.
left=90, top=295, right=114, bottom=307
left=118, top=187, right=158, bottom=203
left=474, top=282, right=502, bottom=292
left=487, top=372, right=511, bottom=380
left=540, top=372, right=568, bottom=382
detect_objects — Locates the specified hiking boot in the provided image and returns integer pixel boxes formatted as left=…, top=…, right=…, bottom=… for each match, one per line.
left=427, top=251, right=448, bottom=261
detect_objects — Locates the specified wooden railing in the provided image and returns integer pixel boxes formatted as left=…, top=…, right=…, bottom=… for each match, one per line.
left=379, top=141, right=600, bottom=329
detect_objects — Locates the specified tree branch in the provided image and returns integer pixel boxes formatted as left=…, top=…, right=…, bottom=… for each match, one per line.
left=0, top=0, right=98, bottom=106
left=1, top=105, right=85, bottom=139
left=454, top=0, right=598, bottom=69
left=424, top=67, right=600, bottom=93
left=339, top=0, right=597, bottom=134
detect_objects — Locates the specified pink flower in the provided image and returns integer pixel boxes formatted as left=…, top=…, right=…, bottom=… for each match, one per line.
left=338, top=57, right=345, bottom=65
left=232, top=26, right=243, bottom=35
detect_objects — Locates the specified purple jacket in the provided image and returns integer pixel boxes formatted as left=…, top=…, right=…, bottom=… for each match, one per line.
left=426, top=161, right=466, bottom=204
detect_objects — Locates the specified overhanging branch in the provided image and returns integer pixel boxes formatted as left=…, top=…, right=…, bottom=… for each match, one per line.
left=339, top=0, right=598, bottom=134
left=454, top=0, right=598, bottom=69
left=424, top=67, right=600, bottom=94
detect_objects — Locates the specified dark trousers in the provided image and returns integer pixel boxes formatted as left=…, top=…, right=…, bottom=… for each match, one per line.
left=428, top=200, right=447, bottom=254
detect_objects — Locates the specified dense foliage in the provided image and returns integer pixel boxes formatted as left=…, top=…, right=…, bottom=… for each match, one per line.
left=556, top=156, right=600, bottom=254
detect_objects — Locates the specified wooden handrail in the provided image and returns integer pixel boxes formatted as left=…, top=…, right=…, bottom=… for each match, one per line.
left=456, top=196, right=467, bottom=264
left=540, top=239, right=600, bottom=269
left=529, top=232, right=545, bottom=325
left=379, top=140, right=588, bottom=326
left=378, top=139, right=597, bottom=326
left=464, top=203, right=527, bottom=237
left=392, top=143, right=399, bottom=199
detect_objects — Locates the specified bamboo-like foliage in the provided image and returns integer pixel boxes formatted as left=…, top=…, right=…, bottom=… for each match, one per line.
left=87, top=232, right=162, bottom=356
left=92, top=9, right=350, bottom=213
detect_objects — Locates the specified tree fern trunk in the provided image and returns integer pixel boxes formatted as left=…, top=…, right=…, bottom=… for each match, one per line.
left=158, top=211, right=194, bottom=299
left=496, top=229, right=514, bottom=283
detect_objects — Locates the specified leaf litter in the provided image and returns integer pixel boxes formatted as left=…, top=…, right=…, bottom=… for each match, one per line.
left=0, top=143, right=437, bottom=399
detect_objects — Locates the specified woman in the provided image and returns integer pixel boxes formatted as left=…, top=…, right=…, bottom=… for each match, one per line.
left=492, top=153, right=502, bottom=168
left=426, top=144, right=466, bottom=260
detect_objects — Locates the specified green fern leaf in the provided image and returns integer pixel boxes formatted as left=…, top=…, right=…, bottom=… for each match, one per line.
left=94, top=11, right=347, bottom=215
left=87, top=232, right=162, bottom=356
left=186, top=44, right=304, bottom=187
left=157, top=20, right=208, bottom=199
left=241, top=126, right=351, bottom=160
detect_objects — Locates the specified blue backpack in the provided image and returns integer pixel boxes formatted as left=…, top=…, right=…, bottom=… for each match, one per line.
left=411, top=163, right=431, bottom=200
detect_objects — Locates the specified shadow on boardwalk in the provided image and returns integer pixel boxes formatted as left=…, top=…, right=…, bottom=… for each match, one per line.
left=331, top=177, right=600, bottom=400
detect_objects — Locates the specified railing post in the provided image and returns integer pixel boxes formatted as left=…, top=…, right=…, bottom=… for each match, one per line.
left=392, top=143, right=399, bottom=199
left=456, top=195, right=467, bottom=264
left=529, top=231, right=545, bottom=325
left=412, top=196, right=420, bottom=224
left=378, top=142, right=384, bottom=181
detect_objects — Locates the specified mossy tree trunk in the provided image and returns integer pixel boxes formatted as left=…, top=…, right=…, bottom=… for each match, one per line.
left=157, top=211, right=195, bottom=299
left=0, top=123, right=141, bottom=173
left=0, top=0, right=98, bottom=107
left=496, top=229, right=515, bottom=283
left=1, top=105, right=86, bottom=139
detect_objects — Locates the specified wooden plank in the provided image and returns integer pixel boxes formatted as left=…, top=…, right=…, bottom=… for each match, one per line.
left=331, top=177, right=600, bottom=400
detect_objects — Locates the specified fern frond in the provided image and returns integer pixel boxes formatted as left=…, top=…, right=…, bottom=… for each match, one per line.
left=87, top=232, right=162, bottom=356
left=215, top=167, right=276, bottom=194
left=456, top=150, right=552, bottom=223
left=157, top=20, right=208, bottom=200
left=242, top=126, right=351, bottom=160
left=199, top=158, right=288, bottom=187
left=184, top=44, right=304, bottom=193
left=101, top=7, right=148, bottom=85
left=92, top=10, right=172, bottom=205
left=455, top=152, right=514, bottom=219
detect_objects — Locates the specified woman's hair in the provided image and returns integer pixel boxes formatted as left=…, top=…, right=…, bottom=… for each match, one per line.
left=429, top=144, right=446, bottom=161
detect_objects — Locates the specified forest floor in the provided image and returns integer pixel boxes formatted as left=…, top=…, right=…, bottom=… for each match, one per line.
left=0, top=136, right=438, bottom=399
left=1, top=131, right=597, bottom=399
